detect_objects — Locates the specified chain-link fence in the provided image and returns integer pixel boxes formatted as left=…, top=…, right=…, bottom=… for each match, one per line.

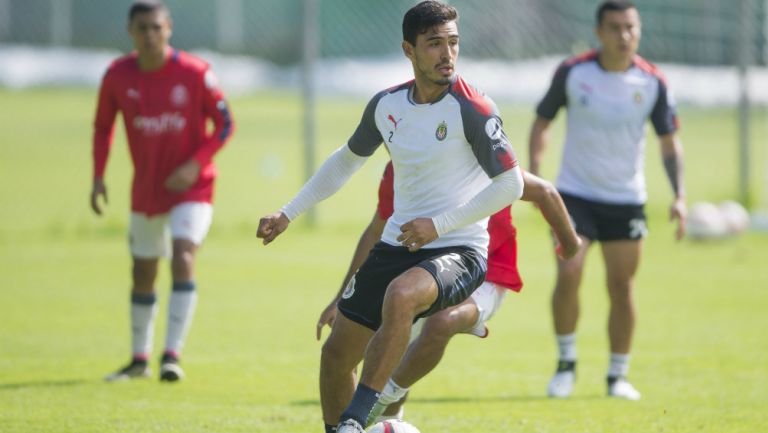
left=1, top=0, right=765, bottom=66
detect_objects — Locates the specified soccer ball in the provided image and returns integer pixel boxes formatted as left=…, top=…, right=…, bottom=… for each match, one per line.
left=718, top=200, right=749, bottom=234
left=686, top=201, right=729, bottom=240
left=366, top=419, right=421, bottom=433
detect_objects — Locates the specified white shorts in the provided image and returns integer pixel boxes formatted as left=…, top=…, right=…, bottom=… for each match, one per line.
left=409, top=281, right=507, bottom=341
left=465, top=281, right=507, bottom=338
left=129, top=202, right=213, bottom=258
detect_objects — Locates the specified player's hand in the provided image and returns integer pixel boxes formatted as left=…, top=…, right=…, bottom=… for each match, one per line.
left=556, top=235, right=582, bottom=260
left=397, top=218, right=438, bottom=252
left=90, top=178, right=108, bottom=215
left=257, top=212, right=290, bottom=245
left=316, top=301, right=338, bottom=341
left=164, top=160, right=201, bottom=192
left=670, top=197, right=687, bottom=241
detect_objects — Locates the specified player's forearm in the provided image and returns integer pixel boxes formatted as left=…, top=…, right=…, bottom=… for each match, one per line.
left=281, top=145, right=367, bottom=221
left=92, top=127, right=115, bottom=179
left=528, top=117, right=551, bottom=175
left=193, top=115, right=234, bottom=167
left=536, top=184, right=579, bottom=252
left=661, top=134, right=685, bottom=199
left=432, top=166, right=524, bottom=237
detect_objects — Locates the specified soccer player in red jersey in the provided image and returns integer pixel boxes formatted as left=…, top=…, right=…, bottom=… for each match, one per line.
left=90, top=0, right=234, bottom=382
left=315, top=162, right=581, bottom=423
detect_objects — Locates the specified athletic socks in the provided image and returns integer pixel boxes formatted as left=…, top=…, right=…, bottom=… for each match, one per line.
left=556, top=333, right=577, bottom=362
left=379, top=378, right=409, bottom=405
left=607, top=352, right=631, bottom=380
left=324, top=424, right=337, bottom=433
left=164, top=280, right=197, bottom=355
left=130, top=292, right=158, bottom=358
left=340, top=383, right=381, bottom=427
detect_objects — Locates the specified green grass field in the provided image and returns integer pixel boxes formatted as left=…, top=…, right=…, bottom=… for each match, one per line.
left=0, top=88, right=766, bottom=433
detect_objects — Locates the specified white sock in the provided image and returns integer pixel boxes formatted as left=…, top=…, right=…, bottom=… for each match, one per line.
left=164, top=281, right=198, bottom=355
left=556, top=333, right=577, bottom=362
left=608, top=353, right=631, bottom=378
left=130, top=292, right=158, bottom=358
left=379, top=378, right=409, bottom=405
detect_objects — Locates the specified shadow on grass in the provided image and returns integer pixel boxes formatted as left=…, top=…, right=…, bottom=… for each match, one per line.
left=290, top=393, right=605, bottom=406
left=0, top=379, right=88, bottom=390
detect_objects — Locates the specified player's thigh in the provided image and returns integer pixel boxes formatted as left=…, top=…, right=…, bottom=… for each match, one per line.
left=600, top=240, right=642, bottom=284
left=416, top=246, right=487, bottom=319
left=169, top=201, right=213, bottom=245
left=129, top=211, right=170, bottom=258
left=323, top=313, right=375, bottom=367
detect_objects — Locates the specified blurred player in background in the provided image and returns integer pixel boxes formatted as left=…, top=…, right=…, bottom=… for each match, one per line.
left=528, top=0, right=686, bottom=400
left=90, top=0, right=234, bottom=382
left=315, top=162, right=581, bottom=424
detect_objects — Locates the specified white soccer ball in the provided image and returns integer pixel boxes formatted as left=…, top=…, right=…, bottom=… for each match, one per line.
left=686, top=201, right=729, bottom=240
left=366, top=419, right=421, bottom=433
left=718, top=200, right=750, bottom=234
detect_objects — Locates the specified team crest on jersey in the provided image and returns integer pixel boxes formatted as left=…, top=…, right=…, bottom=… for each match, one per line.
left=170, top=84, right=189, bottom=107
left=341, top=275, right=356, bottom=299
left=633, top=91, right=643, bottom=104
left=435, top=121, right=448, bottom=141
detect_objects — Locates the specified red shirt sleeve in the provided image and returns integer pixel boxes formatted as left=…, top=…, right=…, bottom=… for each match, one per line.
left=191, top=68, right=234, bottom=167
left=376, top=162, right=394, bottom=220
left=92, top=67, right=118, bottom=179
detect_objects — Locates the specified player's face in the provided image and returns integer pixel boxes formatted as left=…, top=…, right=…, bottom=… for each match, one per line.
left=596, top=8, right=641, bottom=60
left=404, top=21, right=459, bottom=86
left=128, top=10, right=172, bottom=56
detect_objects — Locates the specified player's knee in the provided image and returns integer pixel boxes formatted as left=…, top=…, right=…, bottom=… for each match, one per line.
left=383, top=283, right=425, bottom=317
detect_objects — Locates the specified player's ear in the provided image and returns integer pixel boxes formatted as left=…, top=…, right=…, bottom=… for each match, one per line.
left=402, top=41, right=414, bottom=60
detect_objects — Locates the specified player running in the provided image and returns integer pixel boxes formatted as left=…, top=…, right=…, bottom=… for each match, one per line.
left=315, top=161, right=581, bottom=423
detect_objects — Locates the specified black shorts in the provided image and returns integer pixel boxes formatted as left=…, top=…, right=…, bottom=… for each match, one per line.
left=337, top=242, right=487, bottom=331
left=560, top=192, right=648, bottom=242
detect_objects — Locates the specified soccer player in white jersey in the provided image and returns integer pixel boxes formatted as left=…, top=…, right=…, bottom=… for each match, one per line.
left=529, top=0, right=687, bottom=400
left=257, top=2, right=523, bottom=431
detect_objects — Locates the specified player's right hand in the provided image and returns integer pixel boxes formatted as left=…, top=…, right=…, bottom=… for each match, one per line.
left=256, top=212, right=290, bottom=245
left=316, top=301, right=338, bottom=341
left=90, top=178, right=108, bottom=215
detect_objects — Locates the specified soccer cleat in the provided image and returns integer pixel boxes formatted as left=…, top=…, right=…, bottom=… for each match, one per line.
left=547, top=360, right=576, bottom=398
left=336, top=418, right=365, bottom=433
left=104, top=358, right=151, bottom=382
left=607, top=376, right=641, bottom=400
left=159, top=352, right=185, bottom=382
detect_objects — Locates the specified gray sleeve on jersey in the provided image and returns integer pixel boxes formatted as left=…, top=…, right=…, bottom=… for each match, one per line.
left=650, top=80, right=679, bottom=136
left=460, top=95, right=519, bottom=179
left=535, top=63, right=569, bottom=120
left=347, top=91, right=386, bottom=157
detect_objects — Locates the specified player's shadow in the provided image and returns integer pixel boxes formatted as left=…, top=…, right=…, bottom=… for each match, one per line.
left=0, top=379, right=87, bottom=390
left=291, top=393, right=603, bottom=406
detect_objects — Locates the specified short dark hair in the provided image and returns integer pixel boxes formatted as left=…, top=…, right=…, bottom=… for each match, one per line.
left=128, top=0, right=170, bottom=22
left=402, top=1, right=458, bottom=46
left=596, top=0, right=636, bottom=25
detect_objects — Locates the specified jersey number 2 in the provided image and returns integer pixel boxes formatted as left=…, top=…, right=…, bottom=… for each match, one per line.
left=388, top=131, right=393, bottom=143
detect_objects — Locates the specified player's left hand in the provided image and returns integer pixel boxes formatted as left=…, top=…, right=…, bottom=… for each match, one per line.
left=556, top=235, right=583, bottom=260
left=257, top=212, right=290, bottom=245
left=164, top=160, right=201, bottom=192
left=670, top=197, right=687, bottom=241
left=398, top=218, right=438, bottom=252
left=315, top=301, right=338, bottom=341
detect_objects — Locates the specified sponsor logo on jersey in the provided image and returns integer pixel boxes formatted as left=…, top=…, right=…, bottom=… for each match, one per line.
left=341, top=275, right=356, bottom=299
left=435, top=121, right=448, bottom=141
left=387, top=114, right=402, bottom=129
left=170, top=84, right=189, bottom=107
left=133, top=112, right=187, bottom=135
left=484, top=117, right=503, bottom=140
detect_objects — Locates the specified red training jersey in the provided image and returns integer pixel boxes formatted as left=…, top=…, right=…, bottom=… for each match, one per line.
left=376, top=162, right=523, bottom=291
left=93, top=48, right=234, bottom=216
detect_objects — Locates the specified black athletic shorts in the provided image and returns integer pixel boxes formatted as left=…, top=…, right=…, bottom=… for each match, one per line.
left=560, top=192, right=648, bottom=242
left=337, top=241, right=488, bottom=331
